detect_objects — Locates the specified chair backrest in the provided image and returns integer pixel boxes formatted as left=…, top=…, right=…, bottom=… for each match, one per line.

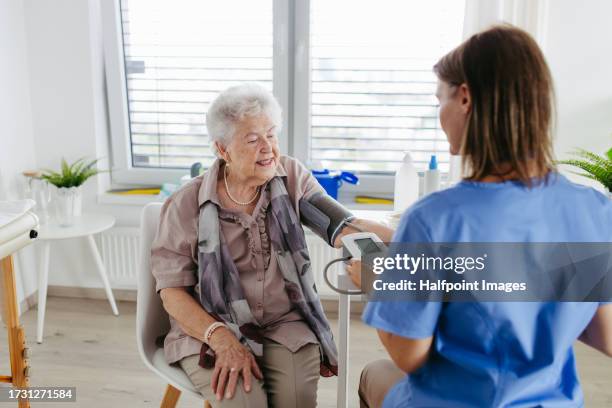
left=136, top=202, right=168, bottom=369
left=135, top=202, right=205, bottom=399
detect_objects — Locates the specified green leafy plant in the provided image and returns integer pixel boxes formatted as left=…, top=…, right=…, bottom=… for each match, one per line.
left=41, top=157, right=106, bottom=188
left=557, top=148, right=612, bottom=193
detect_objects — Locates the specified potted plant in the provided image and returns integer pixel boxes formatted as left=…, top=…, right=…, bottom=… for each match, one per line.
left=41, top=157, right=104, bottom=226
left=557, top=148, right=612, bottom=198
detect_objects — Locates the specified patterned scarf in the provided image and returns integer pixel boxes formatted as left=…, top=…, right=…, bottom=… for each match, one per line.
left=196, top=176, right=338, bottom=377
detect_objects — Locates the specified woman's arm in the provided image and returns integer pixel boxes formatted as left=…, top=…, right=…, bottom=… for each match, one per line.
left=159, top=287, right=263, bottom=400
left=578, top=304, right=612, bottom=357
left=377, top=329, right=433, bottom=373
left=159, top=287, right=220, bottom=343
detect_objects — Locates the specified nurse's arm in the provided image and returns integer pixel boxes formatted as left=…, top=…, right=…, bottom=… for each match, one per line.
left=377, top=329, right=433, bottom=373
left=333, top=218, right=394, bottom=248
left=578, top=304, right=612, bottom=357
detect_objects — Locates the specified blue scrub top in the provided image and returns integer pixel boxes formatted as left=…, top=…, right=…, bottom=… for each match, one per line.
left=363, top=173, right=612, bottom=407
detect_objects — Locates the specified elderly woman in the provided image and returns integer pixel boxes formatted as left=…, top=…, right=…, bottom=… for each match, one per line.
left=151, top=83, right=392, bottom=407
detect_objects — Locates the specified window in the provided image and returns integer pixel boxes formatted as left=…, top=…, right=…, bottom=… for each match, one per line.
left=103, top=0, right=465, bottom=186
left=120, top=0, right=273, bottom=169
left=308, top=0, right=465, bottom=173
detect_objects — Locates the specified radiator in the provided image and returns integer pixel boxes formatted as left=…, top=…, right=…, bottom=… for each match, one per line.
left=95, top=227, right=343, bottom=296
left=95, top=227, right=140, bottom=289
left=305, top=233, right=344, bottom=297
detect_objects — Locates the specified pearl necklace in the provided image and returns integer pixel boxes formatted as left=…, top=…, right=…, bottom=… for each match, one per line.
left=223, top=165, right=260, bottom=206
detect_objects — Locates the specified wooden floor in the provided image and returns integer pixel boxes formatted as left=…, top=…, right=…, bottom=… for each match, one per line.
left=1, top=297, right=611, bottom=407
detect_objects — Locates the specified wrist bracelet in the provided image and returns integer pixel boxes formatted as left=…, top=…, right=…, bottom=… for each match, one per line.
left=204, top=322, right=226, bottom=345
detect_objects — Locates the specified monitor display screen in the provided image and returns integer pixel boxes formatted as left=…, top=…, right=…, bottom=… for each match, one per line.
left=354, top=238, right=383, bottom=254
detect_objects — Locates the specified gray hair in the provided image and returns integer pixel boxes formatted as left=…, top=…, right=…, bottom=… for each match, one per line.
left=206, top=83, right=283, bottom=158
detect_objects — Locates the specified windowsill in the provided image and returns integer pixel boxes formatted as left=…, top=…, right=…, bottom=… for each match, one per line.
left=97, top=192, right=165, bottom=206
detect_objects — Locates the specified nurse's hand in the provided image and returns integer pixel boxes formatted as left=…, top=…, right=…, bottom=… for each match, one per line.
left=346, top=259, right=362, bottom=289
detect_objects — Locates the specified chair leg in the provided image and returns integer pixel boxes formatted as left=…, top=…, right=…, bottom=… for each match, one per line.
left=160, top=384, right=181, bottom=408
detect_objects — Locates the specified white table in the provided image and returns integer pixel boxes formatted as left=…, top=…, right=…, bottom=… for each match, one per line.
left=335, top=209, right=396, bottom=408
left=36, top=213, right=119, bottom=343
left=336, top=274, right=358, bottom=408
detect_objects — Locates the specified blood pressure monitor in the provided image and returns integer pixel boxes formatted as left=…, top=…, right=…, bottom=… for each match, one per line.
left=323, top=232, right=387, bottom=295
left=340, top=232, right=387, bottom=261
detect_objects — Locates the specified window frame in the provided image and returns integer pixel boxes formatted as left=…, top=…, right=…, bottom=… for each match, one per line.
left=101, top=0, right=445, bottom=196
left=101, top=0, right=291, bottom=186
left=292, top=0, right=395, bottom=197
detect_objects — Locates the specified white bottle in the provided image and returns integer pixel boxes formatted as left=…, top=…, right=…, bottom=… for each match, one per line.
left=423, top=155, right=441, bottom=196
left=394, top=152, right=420, bottom=212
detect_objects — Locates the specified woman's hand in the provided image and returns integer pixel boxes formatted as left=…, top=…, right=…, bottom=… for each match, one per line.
left=208, top=328, right=264, bottom=401
left=346, top=259, right=363, bottom=289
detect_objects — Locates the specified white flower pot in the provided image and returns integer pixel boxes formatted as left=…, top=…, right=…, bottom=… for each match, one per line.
left=54, top=186, right=82, bottom=227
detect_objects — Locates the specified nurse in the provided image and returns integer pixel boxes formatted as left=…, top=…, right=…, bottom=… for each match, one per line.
left=350, top=25, right=612, bottom=407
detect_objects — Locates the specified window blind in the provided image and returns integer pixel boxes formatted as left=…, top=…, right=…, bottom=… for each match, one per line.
left=120, top=0, right=273, bottom=169
left=310, top=0, right=465, bottom=172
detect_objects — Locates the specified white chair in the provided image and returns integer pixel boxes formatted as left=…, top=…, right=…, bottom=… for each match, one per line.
left=136, top=202, right=212, bottom=408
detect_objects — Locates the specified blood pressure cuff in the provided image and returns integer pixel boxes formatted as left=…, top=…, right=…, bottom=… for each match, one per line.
left=299, top=192, right=355, bottom=246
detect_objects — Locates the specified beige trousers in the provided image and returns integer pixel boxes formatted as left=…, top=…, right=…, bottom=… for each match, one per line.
left=358, top=359, right=405, bottom=408
left=179, top=339, right=320, bottom=408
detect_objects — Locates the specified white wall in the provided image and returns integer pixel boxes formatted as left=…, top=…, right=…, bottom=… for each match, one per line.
left=546, top=0, right=612, bottom=191
left=8, top=0, right=612, bottom=296
left=0, top=0, right=39, bottom=309
left=21, top=0, right=144, bottom=293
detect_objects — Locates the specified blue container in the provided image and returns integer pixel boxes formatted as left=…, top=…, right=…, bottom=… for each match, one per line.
left=312, top=169, right=359, bottom=199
